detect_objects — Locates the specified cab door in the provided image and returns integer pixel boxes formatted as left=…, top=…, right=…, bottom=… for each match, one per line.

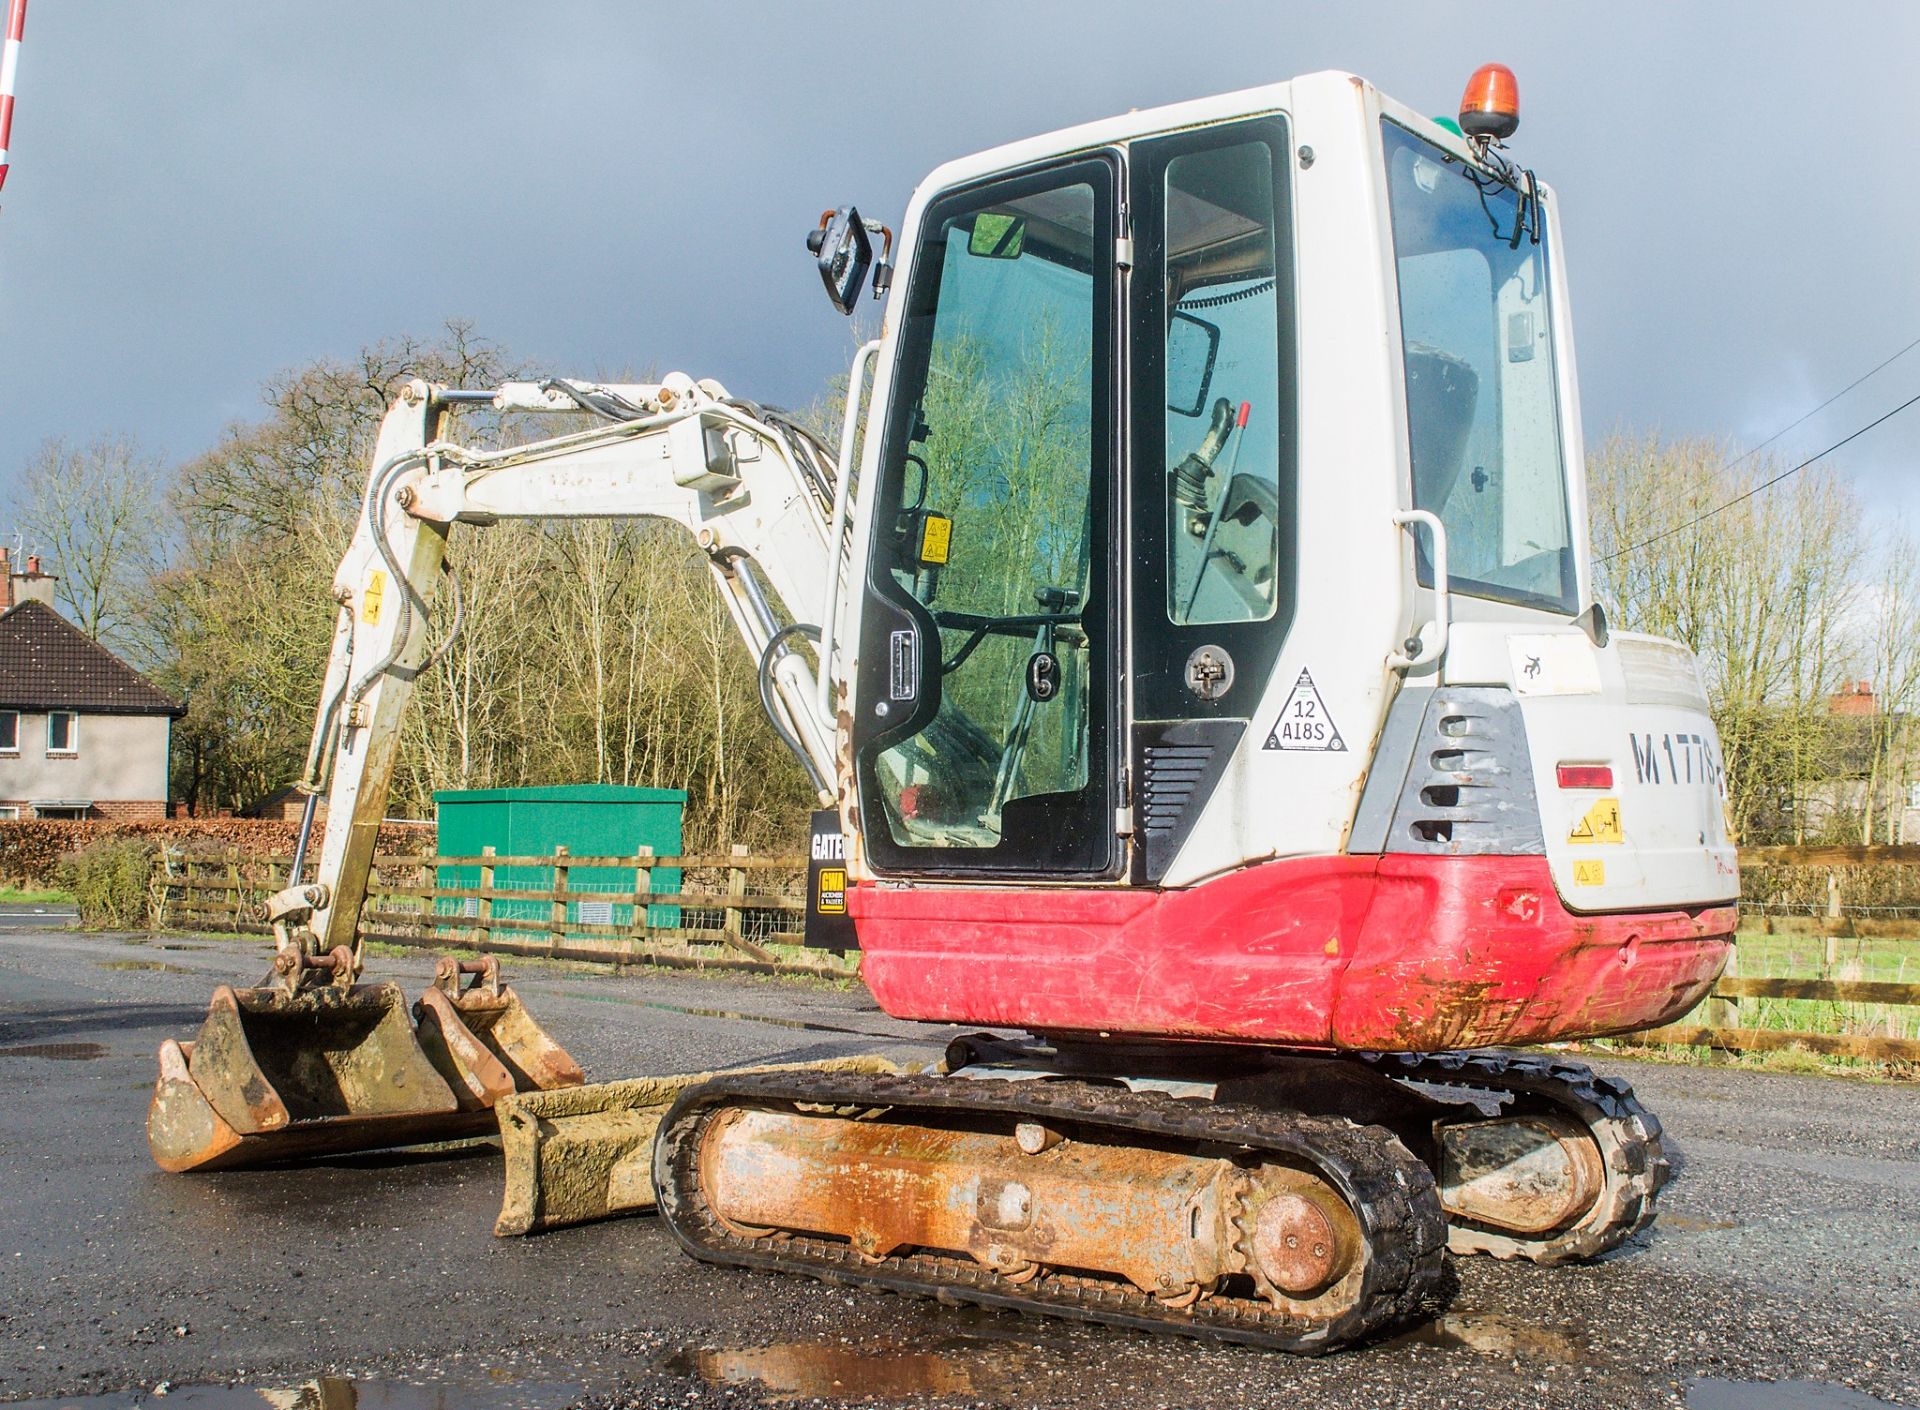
left=852, top=156, right=1121, bottom=877
left=1127, top=117, right=1298, bottom=880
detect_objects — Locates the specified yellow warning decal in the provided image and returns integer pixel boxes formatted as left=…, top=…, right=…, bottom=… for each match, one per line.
left=817, top=866, right=847, bottom=914
left=919, top=513, right=952, bottom=566
left=362, top=569, right=386, bottom=626
left=1569, top=797, right=1623, bottom=845
left=1572, top=859, right=1606, bottom=887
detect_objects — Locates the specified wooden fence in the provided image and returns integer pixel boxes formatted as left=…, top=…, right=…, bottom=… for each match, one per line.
left=154, top=843, right=854, bottom=980
left=1632, top=842, right=1920, bottom=1063
left=153, top=841, right=1920, bottom=1063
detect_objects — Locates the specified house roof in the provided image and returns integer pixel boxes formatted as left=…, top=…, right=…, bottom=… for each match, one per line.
left=0, top=600, right=185, bottom=717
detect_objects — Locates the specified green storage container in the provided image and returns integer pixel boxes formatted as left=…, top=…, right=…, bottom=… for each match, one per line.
left=434, top=785, right=687, bottom=931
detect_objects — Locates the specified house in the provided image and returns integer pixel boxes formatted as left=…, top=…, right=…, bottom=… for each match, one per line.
left=0, top=550, right=185, bottom=820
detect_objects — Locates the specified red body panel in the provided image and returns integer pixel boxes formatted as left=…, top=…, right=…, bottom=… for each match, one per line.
left=854, top=854, right=1733, bottom=1051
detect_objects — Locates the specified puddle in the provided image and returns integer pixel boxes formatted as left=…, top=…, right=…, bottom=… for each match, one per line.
left=0, top=1041, right=108, bottom=1061
left=1392, top=1311, right=1585, bottom=1361
left=160, top=943, right=210, bottom=951
left=97, top=959, right=188, bottom=973
left=663, top=1336, right=1040, bottom=1403
left=3, top=1374, right=579, bottom=1408
left=1661, top=1212, right=1742, bottom=1233
left=1688, top=1380, right=1911, bottom=1409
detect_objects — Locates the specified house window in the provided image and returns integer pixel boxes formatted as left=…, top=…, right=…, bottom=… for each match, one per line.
left=0, top=711, right=16, bottom=753
left=0, top=806, right=18, bottom=820
left=47, top=712, right=77, bottom=755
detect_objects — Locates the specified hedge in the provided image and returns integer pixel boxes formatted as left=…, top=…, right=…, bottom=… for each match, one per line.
left=0, top=818, right=434, bottom=889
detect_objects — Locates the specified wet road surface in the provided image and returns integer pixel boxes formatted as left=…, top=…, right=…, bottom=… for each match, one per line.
left=1, top=925, right=1916, bottom=1408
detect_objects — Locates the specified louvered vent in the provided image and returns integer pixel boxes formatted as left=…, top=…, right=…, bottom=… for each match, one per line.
left=1135, top=719, right=1244, bottom=881
left=1392, top=690, right=1544, bottom=855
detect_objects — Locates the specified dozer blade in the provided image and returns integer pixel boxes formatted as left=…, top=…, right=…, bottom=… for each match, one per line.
left=492, top=1054, right=902, bottom=1237
left=414, top=981, right=584, bottom=1110
left=149, top=982, right=480, bottom=1173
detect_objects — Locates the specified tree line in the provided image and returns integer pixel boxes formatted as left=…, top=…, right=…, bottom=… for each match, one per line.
left=13, top=322, right=1914, bottom=849
left=14, top=323, right=816, bottom=848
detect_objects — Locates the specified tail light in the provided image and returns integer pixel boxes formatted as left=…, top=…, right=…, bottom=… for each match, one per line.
left=1557, top=764, right=1613, bottom=790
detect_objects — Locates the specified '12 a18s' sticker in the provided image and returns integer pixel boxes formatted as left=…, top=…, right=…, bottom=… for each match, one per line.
left=1264, top=669, right=1346, bottom=752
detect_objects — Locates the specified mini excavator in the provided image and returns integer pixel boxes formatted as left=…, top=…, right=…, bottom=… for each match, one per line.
left=151, top=66, right=1737, bottom=1353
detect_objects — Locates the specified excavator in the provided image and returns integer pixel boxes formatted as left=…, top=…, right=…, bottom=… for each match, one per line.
left=148, top=66, right=1738, bottom=1353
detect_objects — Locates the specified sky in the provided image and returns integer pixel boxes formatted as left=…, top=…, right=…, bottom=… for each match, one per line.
left=2, top=2, right=1918, bottom=528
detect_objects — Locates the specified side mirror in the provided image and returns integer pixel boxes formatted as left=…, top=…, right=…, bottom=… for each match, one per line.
left=1166, top=310, right=1221, bottom=417
left=806, top=206, right=894, bottom=315
left=968, top=212, right=1027, bottom=259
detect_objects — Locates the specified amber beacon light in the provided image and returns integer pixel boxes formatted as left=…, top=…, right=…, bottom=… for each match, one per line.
left=1458, top=62, right=1520, bottom=143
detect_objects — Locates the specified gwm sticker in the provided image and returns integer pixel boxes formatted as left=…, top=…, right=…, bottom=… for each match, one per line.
left=1264, top=669, right=1346, bottom=752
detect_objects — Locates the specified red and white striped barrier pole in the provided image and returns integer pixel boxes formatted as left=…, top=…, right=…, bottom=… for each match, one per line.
left=0, top=0, right=26, bottom=196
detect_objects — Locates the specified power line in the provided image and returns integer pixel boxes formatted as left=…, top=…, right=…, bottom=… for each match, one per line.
left=1602, top=386, right=1920, bottom=560
left=1723, top=331, right=1920, bottom=473
left=1604, top=329, right=1920, bottom=549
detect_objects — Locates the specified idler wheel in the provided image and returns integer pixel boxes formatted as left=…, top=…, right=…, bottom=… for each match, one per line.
left=1250, top=1191, right=1347, bottom=1297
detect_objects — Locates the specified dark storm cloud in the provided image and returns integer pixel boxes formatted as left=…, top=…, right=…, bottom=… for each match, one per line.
left=2, top=2, right=1917, bottom=514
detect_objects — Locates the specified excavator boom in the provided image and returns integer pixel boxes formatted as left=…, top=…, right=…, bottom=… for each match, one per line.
left=150, top=370, right=868, bottom=1171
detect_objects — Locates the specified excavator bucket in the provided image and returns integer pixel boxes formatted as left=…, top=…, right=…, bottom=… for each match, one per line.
left=148, top=982, right=472, bottom=1173
left=492, top=1054, right=902, bottom=1236
left=413, top=957, right=584, bottom=1109
left=150, top=956, right=587, bottom=1173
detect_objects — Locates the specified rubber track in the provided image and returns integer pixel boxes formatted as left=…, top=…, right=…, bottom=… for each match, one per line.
left=653, top=1070, right=1449, bottom=1355
left=1361, top=1049, right=1669, bottom=1263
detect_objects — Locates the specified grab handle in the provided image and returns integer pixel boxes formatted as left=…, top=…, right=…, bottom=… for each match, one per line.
left=1388, top=509, right=1450, bottom=670
left=816, top=338, right=883, bottom=720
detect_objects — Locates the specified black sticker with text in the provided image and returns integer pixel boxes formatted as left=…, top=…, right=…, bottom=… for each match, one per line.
left=1263, top=668, right=1346, bottom=752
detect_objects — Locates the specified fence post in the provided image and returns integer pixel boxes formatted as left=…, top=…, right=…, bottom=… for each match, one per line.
left=720, top=844, right=778, bottom=962
left=1825, top=871, right=1844, bottom=967
left=626, top=845, right=654, bottom=965
left=226, top=849, right=242, bottom=934
left=477, top=845, right=495, bottom=951
left=550, top=845, right=570, bottom=955
left=1704, top=941, right=1740, bottom=1032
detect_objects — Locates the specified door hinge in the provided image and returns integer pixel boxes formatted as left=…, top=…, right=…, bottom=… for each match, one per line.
left=1115, top=804, right=1135, bottom=836
left=1115, top=236, right=1134, bottom=270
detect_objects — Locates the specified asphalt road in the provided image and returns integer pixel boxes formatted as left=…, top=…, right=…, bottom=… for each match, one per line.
left=0, top=925, right=1916, bottom=1410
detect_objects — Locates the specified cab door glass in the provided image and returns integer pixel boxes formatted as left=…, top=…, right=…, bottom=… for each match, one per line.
left=1163, top=142, right=1283, bottom=625
left=861, top=172, right=1110, bottom=863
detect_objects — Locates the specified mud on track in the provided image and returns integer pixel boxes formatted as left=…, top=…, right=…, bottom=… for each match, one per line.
left=1, top=926, right=1916, bottom=1409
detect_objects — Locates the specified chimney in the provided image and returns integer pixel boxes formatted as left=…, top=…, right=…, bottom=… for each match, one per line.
left=0, top=547, right=10, bottom=610
left=11, top=553, right=55, bottom=609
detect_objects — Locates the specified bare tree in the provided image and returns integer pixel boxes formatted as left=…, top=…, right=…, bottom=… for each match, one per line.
left=15, top=434, right=169, bottom=649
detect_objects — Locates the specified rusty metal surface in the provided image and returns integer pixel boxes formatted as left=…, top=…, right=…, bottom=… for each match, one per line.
left=656, top=1069, right=1450, bottom=1354
left=1365, top=1050, right=1668, bottom=1263
left=150, top=981, right=461, bottom=1173
left=1436, top=1115, right=1604, bottom=1236
left=151, top=953, right=588, bottom=1173
left=695, top=1101, right=1367, bottom=1310
left=1248, top=1191, right=1348, bottom=1295
left=492, top=1055, right=900, bottom=1237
